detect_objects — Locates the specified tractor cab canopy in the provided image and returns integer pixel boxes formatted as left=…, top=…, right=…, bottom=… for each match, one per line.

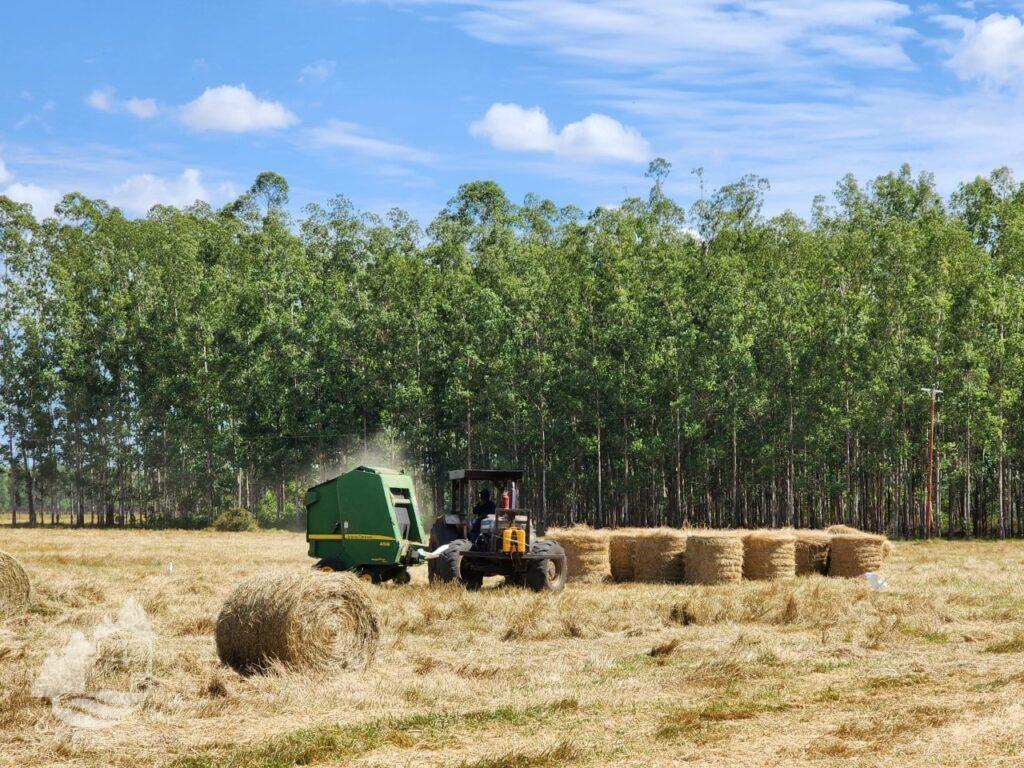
left=448, top=468, right=523, bottom=517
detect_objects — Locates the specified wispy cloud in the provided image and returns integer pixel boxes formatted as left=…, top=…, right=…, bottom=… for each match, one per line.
left=307, top=119, right=436, bottom=164
left=441, top=0, right=914, bottom=71
left=87, top=86, right=159, bottom=119
left=299, top=59, right=336, bottom=83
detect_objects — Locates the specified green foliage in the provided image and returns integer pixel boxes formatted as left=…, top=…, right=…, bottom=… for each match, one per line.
left=3, top=162, right=1024, bottom=536
left=213, top=507, right=258, bottom=532
left=255, top=491, right=277, bottom=528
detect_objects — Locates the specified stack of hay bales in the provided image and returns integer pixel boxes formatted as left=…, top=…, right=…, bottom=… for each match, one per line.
left=742, top=530, right=796, bottom=580
left=794, top=530, right=832, bottom=576
left=829, top=532, right=885, bottom=578
left=0, top=551, right=30, bottom=620
left=215, top=570, right=380, bottom=675
left=632, top=528, right=688, bottom=583
left=609, top=528, right=644, bottom=581
left=546, top=526, right=610, bottom=582
left=684, top=532, right=744, bottom=585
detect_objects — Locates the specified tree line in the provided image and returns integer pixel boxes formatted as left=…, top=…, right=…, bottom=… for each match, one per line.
left=3, top=161, right=1024, bottom=537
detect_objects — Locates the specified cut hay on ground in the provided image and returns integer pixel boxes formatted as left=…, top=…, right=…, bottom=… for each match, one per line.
left=215, top=570, right=380, bottom=675
left=829, top=533, right=885, bottom=578
left=794, top=530, right=832, bottom=576
left=684, top=532, right=744, bottom=585
left=546, top=526, right=610, bottom=582
left=609, top=528, right=645, bottom=581
left=632, top=528, right=688, bottom=583
left=742, top=530, right=796, bottom=580
left=0, top=551, right=30, bottom=620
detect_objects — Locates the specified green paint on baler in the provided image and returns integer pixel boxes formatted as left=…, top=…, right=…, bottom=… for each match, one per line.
left=305, top=465, right=426, bottom=569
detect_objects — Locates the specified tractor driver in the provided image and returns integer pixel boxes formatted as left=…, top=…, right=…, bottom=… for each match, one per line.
left=469, top=488, right=497, bottom=540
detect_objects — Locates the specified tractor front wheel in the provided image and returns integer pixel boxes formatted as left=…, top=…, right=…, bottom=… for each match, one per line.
left=525, top=541, right=567, bottom=593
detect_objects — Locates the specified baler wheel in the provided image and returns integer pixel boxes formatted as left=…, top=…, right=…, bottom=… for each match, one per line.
left=394, top=569, right=411, bottom=585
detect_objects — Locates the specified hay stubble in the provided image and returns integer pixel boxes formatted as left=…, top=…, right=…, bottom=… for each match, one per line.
left=0, top=528, right=1022, bottom=768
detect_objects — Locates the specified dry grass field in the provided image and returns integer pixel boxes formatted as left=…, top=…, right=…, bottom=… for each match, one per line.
left=3, top=529, right=1024, bottom=767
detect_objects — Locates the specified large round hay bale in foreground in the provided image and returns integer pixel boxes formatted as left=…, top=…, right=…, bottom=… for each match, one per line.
left=794, top=530, right=831, bottom=576
left=215, top=570, right=380, bottom=675
left=684, top=533, right=744, bottom=585
left=742, top=530, right=796, bottom=580
left=609, top=528, right=644, bottom=581
left=0, top=551, right=30, bottom=620
left=546, top=526, right=610, bottom=582
left=828, top=533, right=885, bottom=578
left=632, top=528, right=688, bottom=583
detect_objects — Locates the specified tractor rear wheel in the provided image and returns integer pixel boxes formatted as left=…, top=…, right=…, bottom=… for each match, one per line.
left=525, top=541, right=567, bottom=593
left=434, top=539, right=471, bottom=585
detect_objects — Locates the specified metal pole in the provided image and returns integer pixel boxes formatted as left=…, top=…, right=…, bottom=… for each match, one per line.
left=926, top=389, right=936, bottom=539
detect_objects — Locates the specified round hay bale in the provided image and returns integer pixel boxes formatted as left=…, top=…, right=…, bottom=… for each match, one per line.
left=0, top=551, right=30, bottom=620
left=632, top=528, right=687, bottom=583
left=794, top=530, right=831, bottom=576
left=215, top=570, right=380, bottom=675
left=684, top=533, right=744, bottom=585
left=609, top=528, right=645, bottom=581
left=828, top=533, right=884, bottom=578
left=742, top=530, right=796, bottom=580
left=546, top=526, right=610, bottom=582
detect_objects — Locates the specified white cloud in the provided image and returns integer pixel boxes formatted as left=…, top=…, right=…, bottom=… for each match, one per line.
left=179, top=85, right=298, bottom=133
left=470, top=103, right=649, bottom=162
left=307, top=119, right=436, bottom=163
left=299, top=60, right=336, bottom=82
left=87, top=87, right=116, bottom=112
left=0, top=158, right=12, bottom=186
left=3, top=183, right=62, bottom=216
left=88, top=87, right=160, bottom=118
left=110, top=168, right=217, bottom=214
left=123, top=98, right=159, bottom=119
left=948, top=13, right=1024, bottom=86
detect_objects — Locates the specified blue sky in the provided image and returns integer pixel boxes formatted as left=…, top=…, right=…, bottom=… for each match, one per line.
left=4, top=1, right=1024, bottom=222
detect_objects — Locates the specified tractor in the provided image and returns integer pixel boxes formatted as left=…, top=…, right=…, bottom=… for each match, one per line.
left=427, top=468, right=566, bottom=592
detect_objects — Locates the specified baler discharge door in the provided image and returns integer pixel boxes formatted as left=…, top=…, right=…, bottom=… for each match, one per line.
left=391, top=487, right=413, bottom=540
